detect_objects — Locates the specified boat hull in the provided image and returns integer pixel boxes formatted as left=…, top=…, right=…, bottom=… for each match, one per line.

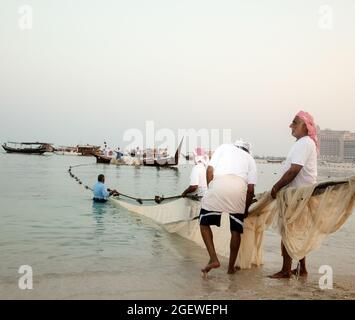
left=2, top=145, right=47, bottom=154
left=93, top=154, right=112, bottom=164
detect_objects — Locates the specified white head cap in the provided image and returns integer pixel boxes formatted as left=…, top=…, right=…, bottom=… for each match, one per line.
left=234, top=139, right=252, bottom=154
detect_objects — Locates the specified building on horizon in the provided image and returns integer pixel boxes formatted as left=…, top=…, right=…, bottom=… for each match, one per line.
left=317, top=126, right=355, bottom=163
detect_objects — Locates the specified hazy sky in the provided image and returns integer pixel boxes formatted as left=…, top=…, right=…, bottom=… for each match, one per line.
left=0, top=0, right=354, bottom=156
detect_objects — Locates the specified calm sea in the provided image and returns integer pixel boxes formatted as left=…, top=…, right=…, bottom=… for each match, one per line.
left=0, top=152, right=354, bottom=299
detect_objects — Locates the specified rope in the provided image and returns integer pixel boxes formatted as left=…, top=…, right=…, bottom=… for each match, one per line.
left=68, top=164, right=201, bottom=205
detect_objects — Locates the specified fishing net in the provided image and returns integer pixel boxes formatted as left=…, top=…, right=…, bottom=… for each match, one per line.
left=161, top=176, right=355, bottom=269
left=110, top=175, right=355, bottom=270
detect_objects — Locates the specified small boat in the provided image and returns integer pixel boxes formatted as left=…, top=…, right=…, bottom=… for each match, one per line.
left=2, top=142, right=50, bottom=154
left=93, top=153, right=112, bottom=164
left=266, top=159, right=284, bottom=163
left=142, top=139, right=184, bottom=167
left=77, top=145, right=100, bottom=156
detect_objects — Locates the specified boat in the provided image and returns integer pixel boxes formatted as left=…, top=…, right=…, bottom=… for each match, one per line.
left=93, top=153, right=112, bottom=164
left=2, top=142, right=51, bottom=154
left=77, top=145, right=100, bottom=156
left=54, top=146, right=80, bottom=156
left=266, top=159, right=284, bottom=163
left=142, top=139, right=184, bottom=167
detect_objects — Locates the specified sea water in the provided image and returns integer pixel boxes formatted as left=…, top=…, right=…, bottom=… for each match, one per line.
left=0, top=152, right=354, bottom=299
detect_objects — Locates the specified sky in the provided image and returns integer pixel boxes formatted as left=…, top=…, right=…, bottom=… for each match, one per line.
left=0, top=0, right=354, bottom=156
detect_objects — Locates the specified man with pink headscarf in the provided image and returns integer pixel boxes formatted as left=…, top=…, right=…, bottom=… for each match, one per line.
left=270, top=111, right=319, bottom=279
left=181, top=147, right=209, bottom=197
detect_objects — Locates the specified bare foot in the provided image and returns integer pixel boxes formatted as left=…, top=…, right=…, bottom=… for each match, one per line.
left=291, top=268, right=308, bottom=277
left=268, top=271, right=291, bottom=279
left=227, top=266, right=241, bottom=274
left=201, top=260, right=220, bottom=276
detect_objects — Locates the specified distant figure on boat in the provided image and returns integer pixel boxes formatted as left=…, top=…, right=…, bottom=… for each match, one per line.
left=269, top=110, right=318, bottom=279
left=93, top=174, right=119, bottom=203
left=182, top=148, right=209, bottom=198
left=199, top=140, right=257, bottom=276
left=115, top=147, right=123, bottom=160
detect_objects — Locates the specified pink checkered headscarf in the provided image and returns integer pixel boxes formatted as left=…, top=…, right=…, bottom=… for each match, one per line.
left=193, top=147, right=209, bottom=167
left=296, top=111, right=320, bottom=153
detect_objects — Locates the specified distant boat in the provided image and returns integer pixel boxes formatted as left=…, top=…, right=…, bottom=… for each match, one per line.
left=93, top=153, right=112, bottom=164
left=77, top=145, right=100, bottom=156
left=267, top=159, right=283, bottom=163
left=143, top=139, right=184, bottom=167
left=2, top=142, right=51, bottom=154
left=54, top=146, right=80, bottom=156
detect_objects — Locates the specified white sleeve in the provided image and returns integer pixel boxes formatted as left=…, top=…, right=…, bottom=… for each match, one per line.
left=247, top=158, right=257, bottom=185
left=208, top=145, right=223, bottom=168
left=290, top=139, right=311, bottom=166
left=189, top=166, right=199, bottom=186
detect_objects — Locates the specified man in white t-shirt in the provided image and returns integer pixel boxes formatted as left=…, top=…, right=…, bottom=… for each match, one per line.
left=182, top=148, right=208, bottom=197
left=270, top=111, right=319, bottom=279
left=199, top=140, right=257, bottom=276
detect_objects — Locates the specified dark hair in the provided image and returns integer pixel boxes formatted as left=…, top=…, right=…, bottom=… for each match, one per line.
left=98, top=174, right=105, bottom=182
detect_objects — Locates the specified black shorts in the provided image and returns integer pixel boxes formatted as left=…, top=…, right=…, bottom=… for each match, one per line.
left=93, top=198, right=108, bottom=203
left=199, top=208, right=244, bottom=233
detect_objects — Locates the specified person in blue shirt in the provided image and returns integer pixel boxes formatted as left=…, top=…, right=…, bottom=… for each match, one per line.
left=93, top=174, right=119, bottom=202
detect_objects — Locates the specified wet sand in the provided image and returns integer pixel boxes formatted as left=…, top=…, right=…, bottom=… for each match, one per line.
left=2, top=223, right=354, bottom=300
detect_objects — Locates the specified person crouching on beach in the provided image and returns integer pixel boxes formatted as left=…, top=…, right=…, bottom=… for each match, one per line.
left=199, top=140, right=257, bottom=275
left=181, top=147, right=209, bottom=198
left=93, top=174, right=119, bottom=203
left=269, top=111, right=318, bottom=279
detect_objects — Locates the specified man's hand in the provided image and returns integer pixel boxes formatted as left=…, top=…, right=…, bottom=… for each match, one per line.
left=271, top=185, right=279, bottom=199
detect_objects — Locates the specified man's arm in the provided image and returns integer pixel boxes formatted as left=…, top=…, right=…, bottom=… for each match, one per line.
left=182, top=185, right=198, bottom=197
left=271, top=164, right=303, bottom=198
left=244, top=184, right=255, bottom=216
left=206, top=166, right=214, bottom=186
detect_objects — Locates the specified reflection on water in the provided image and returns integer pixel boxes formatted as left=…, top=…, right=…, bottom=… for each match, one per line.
left=92, top=201, right=106, bottom=237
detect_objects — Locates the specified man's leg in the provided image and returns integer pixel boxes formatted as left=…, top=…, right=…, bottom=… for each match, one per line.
left=269, top=241, right=292, bottom=278
left=200, top=225, right=220, bottom=274
left=292, top=257, right=308, bottom=276
left=228, top=231, right=241, bottom=274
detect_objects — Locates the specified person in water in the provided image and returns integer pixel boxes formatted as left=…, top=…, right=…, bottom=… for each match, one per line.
left=269, top=111, right=318, bottom=279
left=93, top=174, right=119, bottom=202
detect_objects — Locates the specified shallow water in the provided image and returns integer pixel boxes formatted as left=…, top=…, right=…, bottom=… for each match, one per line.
left=0, top=152, right=354, bottom=299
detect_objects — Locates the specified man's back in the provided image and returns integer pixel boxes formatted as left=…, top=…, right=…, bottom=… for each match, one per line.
left=209, top=144, right=257, bottom=184
left=93, top=181, right=109, bottom=200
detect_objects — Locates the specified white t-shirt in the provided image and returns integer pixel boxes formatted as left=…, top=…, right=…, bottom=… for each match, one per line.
left=189, top=163, right=208, bottom=196
left=282, top=136, right=317, bottom=188
left=208, top=144, right=257, bottom=185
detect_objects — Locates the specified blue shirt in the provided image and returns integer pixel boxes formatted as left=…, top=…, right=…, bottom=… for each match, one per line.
left=93, top=182, right=110, bottom=200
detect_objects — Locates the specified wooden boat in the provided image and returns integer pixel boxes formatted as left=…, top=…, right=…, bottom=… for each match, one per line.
left=77, top=145, right=100, bottom=156
left=54, top=146, right=80, bottom=156
left=143, top=139, right=184, bottom=167
left=93, top=153, right=112, bottom=164
left=266, top=159, right=284, bottom=163
left=2, top=142, right=50, bottom=154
